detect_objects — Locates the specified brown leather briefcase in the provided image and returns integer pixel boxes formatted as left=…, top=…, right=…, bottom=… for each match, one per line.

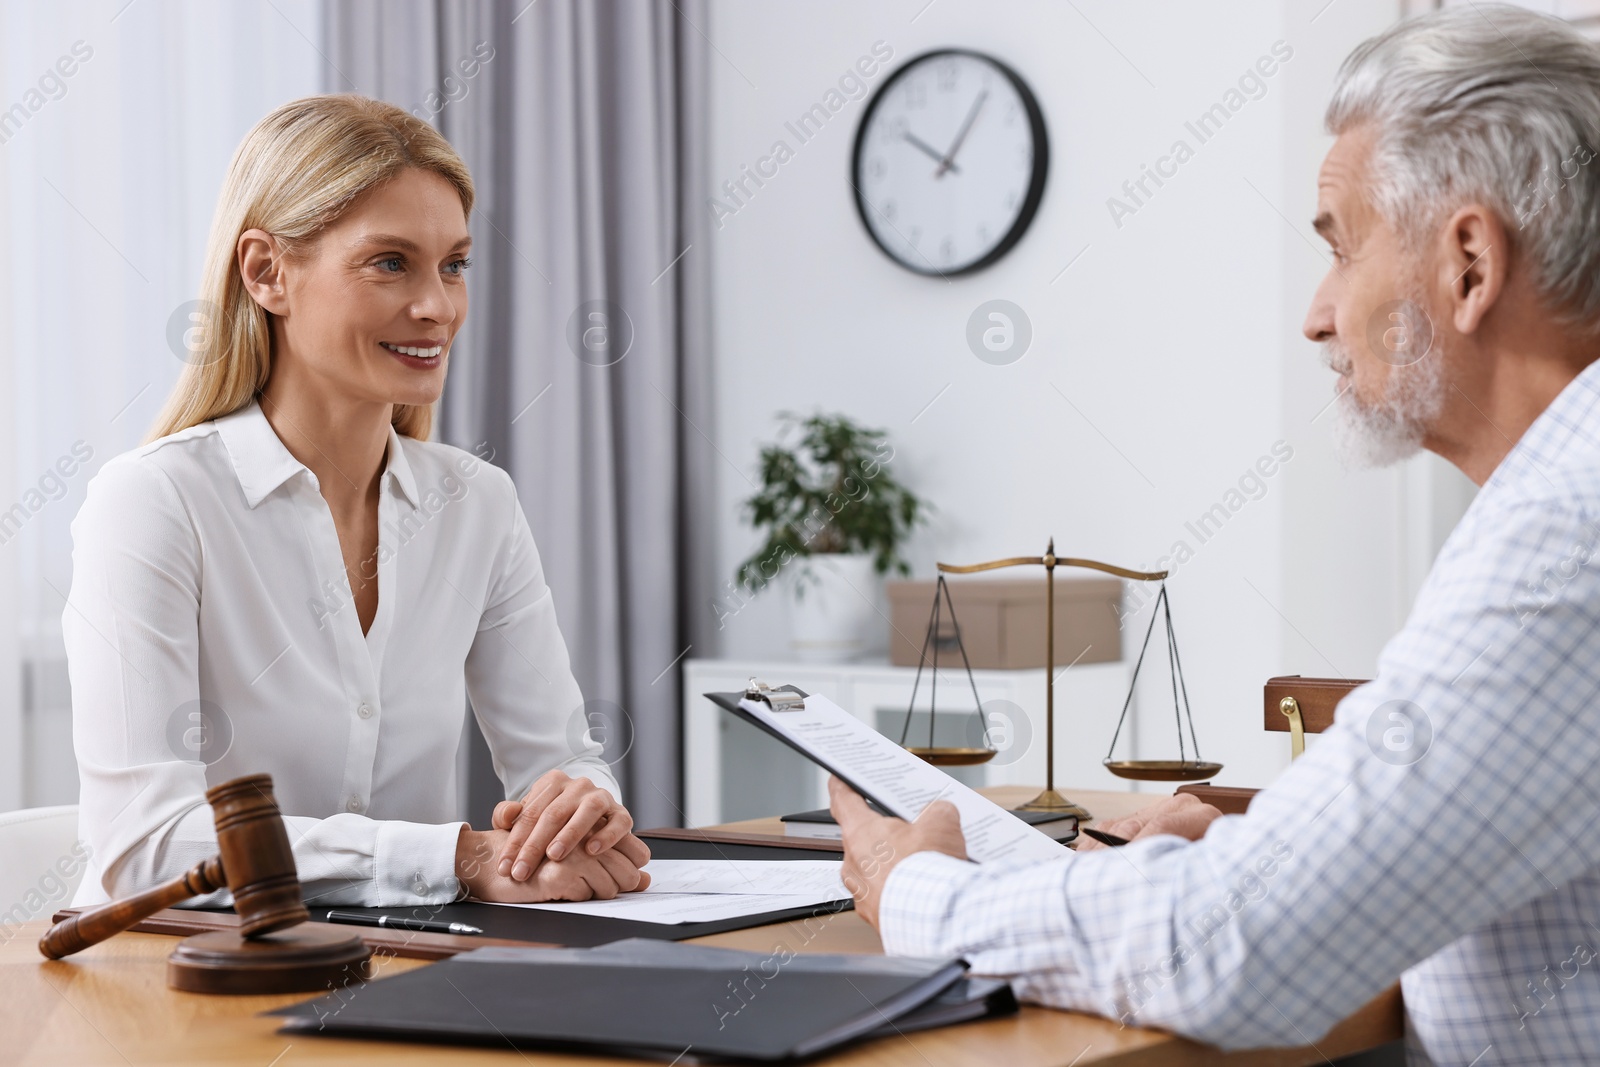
left=1263, top=674, right=1366, bottom=742
left=1173, top=675, right=1368, bottom=815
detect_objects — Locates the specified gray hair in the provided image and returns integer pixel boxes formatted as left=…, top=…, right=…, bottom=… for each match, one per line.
left=1327, top=5, right=1600, bottom=334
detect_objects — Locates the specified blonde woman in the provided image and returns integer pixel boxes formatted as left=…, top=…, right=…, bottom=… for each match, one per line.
left=66, top=95, right=648, bottom=910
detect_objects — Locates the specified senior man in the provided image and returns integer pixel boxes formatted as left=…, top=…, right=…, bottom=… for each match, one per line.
left=831, top=7, right=1600, bottom=1063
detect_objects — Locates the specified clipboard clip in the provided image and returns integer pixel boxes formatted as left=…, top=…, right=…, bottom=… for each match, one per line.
left=745, top=678, right=805, bottom=712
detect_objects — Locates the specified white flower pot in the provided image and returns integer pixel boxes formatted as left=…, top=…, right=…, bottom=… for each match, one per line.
left=788, top=553, right=884, bottom=663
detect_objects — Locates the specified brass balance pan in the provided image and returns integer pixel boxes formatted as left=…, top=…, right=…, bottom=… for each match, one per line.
left=906, top=746, right=997, bottom=767
left=1102, top=759, right=1223, bottom=782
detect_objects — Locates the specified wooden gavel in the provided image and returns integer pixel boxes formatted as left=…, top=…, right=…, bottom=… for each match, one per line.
left=40, top=773, right=307, bottom=958
left=39, top=773, right=370, bottom=993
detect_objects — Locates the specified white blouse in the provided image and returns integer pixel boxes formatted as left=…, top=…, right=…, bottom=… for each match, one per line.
left=66, top=400, right=616, bottom=908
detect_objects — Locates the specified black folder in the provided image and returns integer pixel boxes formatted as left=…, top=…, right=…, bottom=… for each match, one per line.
left=181, top=834, right=853, bottom=949
left=270, top=938, right=999, bottom=1062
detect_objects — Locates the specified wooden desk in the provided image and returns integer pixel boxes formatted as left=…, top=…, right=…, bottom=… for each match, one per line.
left=1, top=788, right=1400, bottom=1066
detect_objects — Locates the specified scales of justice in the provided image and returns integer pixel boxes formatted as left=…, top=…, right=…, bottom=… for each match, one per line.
left=896, top=538, right=1220, bottom=820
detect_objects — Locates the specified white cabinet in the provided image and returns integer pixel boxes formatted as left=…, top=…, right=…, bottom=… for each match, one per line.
left=682, top=658, right=1138, bottom=826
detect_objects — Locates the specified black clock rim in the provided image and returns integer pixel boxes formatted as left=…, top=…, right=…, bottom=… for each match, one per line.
left=850, top=48, right=1050, bottom=278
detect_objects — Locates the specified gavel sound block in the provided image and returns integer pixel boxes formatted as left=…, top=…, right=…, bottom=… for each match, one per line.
left=39, top=773, right=371, bottom=994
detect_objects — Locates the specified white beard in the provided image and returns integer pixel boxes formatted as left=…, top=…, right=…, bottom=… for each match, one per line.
left=1324, top=331, right=1445, bottom=470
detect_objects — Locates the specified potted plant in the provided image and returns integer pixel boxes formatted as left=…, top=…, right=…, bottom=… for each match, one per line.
left=736, top=413, right=927, bottom=662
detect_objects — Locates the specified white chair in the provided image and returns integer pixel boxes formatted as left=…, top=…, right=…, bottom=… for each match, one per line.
left=0, top=805, right=85, bottom=927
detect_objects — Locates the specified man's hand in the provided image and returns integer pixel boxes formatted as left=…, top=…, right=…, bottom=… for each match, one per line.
left=828, top=777, right=968, bottom=928
left=1075, top=793, right=1223, bottom=851
left=456, top=826, right=651, bottom=903
left=492, top=770, right=647, bottom=881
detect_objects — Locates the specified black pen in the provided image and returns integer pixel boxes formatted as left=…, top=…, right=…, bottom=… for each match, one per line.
left=1080, top=827, right=1132, bottom=848
left=324, top=909, right=483, bottom=935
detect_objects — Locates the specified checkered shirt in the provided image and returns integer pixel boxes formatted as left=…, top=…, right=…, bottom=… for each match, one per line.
left=878, top=359, right=1600, bottom=1064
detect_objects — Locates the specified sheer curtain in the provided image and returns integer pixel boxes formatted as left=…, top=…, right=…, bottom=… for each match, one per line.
left=325, top=0, right=716, bottom=828
left=0, top=0, right=324, bottom=807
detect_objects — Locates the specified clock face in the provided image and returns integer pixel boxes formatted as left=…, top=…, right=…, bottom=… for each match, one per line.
left=852, top=50, right=1048, bottom=276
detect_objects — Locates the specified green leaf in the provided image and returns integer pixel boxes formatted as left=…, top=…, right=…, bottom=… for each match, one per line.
left=735, top=412, right=928, bottom=597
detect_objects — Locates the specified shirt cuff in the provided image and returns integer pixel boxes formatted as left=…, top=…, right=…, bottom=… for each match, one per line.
left=561, top=759, right=623, bottom=805
left=373, top=819, right=467, bottom=906
left=878, top=850, right=982, bottom=957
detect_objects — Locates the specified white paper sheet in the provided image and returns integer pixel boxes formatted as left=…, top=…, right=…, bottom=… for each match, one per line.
left=739, top=692, right=1071, bottom=866
left=477, top=859, right=852, bottom=924
left=638, top=858, right=847, bottom=897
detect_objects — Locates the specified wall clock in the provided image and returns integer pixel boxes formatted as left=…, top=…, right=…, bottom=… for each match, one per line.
left=852, top=49, right=1049, bottom=276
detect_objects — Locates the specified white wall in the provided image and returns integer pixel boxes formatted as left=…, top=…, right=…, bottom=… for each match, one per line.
left=703, top=0, right=1445, bottom=789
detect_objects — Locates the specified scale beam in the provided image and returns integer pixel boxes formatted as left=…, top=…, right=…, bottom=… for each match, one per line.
left=939, top=557, right=1169, bottom=582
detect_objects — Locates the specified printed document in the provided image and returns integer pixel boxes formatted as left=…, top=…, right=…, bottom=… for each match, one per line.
left=482, top=859, right=851, bottom=924
left=738, top=692, right=1070, bottom=866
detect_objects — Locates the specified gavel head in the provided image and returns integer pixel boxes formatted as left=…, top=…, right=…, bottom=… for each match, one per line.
left=207, top=774, right=309, bottom=937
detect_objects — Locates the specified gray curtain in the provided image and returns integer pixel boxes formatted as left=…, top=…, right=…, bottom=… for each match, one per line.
left=324, top=0, right=716, bottom=828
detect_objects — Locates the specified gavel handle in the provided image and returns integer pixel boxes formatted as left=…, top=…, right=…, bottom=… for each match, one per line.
left=38, top=855, right=226, bottom=960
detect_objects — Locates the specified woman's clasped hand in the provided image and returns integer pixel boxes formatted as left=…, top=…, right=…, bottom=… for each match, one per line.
left=455, top=769, right=652, bottom=902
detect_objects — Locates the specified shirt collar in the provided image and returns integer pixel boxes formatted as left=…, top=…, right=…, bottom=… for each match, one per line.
left=382, top=423, right=421, bottom=510
left=214, top=401, right=308, bottom=508
left=214, top=399, right=421, bottom=510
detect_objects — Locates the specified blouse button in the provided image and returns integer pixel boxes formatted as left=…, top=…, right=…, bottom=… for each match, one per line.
left=357, top=702, right=374, bottom=719
left=346, top=796, right=363, bottom=813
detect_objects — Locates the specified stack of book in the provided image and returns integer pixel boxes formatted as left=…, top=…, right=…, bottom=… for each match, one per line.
left=780, top=805, right=1078, bottom=842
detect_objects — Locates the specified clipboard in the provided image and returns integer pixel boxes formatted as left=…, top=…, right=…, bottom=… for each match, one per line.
left=706, top=687, right=1079, bottom=854
left=705, top=686, right=904, bottom=816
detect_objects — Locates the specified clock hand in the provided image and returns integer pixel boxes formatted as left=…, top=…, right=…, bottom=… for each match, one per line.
left=903, top=131, right=960, bottom=174
left=935, top=90, right=989, bottom=178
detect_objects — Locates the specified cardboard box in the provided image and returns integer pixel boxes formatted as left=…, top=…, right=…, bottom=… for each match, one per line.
left=886, top=576, right=1123, bottom=669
